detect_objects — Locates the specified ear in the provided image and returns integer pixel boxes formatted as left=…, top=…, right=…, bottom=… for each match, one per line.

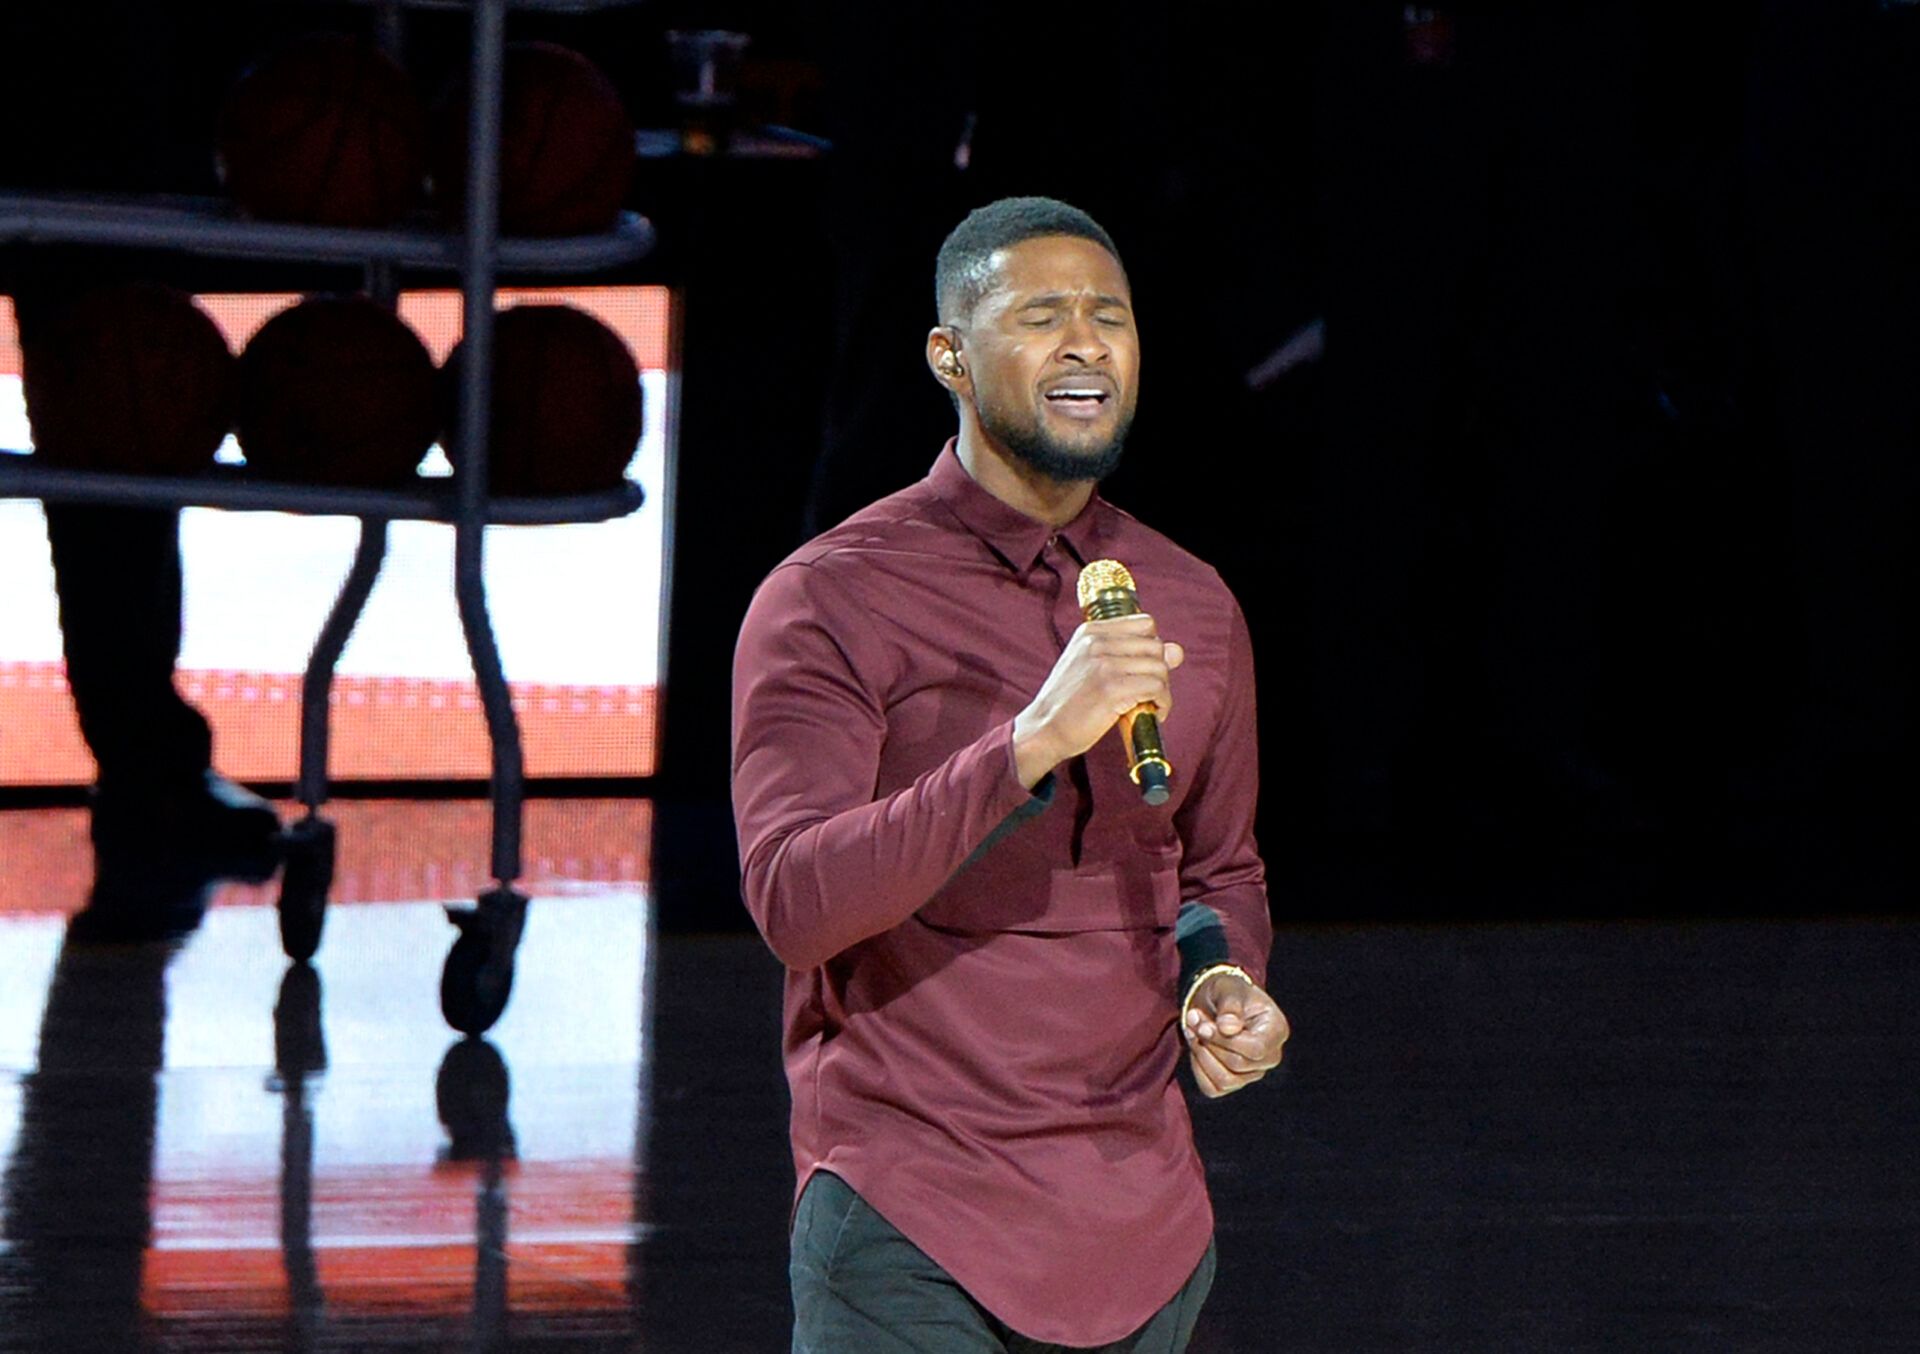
left=927, top=326, right=969, bottom=392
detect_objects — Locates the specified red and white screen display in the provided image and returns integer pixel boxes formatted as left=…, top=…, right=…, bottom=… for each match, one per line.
left=0, top=286, right=674, bottom=785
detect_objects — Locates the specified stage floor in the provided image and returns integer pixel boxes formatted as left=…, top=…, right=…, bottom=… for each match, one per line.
left=0, top=800, right=1914, bottom=1351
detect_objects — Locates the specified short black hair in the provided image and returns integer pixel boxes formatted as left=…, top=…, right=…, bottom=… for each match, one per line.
left=934, top=196, right=1123, bottom=323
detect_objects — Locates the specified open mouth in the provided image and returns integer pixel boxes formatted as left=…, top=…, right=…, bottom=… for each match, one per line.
left=1043, top=385, right=1113, bottom=418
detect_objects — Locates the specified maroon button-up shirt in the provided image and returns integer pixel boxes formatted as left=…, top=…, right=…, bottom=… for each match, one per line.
left=731, top=443, right=1272, bottom=1346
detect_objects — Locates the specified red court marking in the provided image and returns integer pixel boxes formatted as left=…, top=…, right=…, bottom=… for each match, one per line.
left=145, top=1157, right=637, bottom=1318
left=143, top=1239, right=631, bottom=1319
left=0, top=664, right=658, bottom=786
left=0, top=296, right=18, bottom=378
left=0, top=798, right=651, bottom=915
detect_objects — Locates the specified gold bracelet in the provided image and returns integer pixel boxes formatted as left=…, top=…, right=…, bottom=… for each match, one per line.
left=1181, top=962, right=1254, bottom=1030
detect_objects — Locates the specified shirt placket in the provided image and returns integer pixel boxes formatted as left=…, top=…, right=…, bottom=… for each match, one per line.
left=1034, top=536, right=1098, bottom=865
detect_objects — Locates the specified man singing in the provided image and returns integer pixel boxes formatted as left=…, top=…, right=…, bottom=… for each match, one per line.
left=732, top=196, right=1287, bottom=1352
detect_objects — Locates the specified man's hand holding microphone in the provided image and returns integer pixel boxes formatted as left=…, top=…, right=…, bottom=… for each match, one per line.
left=1010, top=559, right=1288, bottom=1097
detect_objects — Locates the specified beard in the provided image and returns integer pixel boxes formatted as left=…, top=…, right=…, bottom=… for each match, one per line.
left=978, top=393, right=1134, bottom=485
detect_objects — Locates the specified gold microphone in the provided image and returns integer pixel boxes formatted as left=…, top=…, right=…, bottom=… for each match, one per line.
left=1076, top=559, right=1173, bottom=806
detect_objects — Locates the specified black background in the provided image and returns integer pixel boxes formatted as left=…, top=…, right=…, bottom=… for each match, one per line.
left=4, top=1, right=1915, bottom=925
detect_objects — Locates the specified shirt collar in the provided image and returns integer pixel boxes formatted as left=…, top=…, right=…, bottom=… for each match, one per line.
left=927, top=439, right=1108, bottom=574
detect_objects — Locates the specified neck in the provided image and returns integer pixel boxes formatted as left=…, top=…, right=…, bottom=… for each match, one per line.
left=955, top=421, right=1096, bottom=528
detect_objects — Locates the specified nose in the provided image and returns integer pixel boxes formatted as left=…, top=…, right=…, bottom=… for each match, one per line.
left=1057, top=311, right=1112, bottom=365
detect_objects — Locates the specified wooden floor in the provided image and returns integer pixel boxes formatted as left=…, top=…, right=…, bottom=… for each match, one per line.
left=0, top=801, right=1915, bottom=1351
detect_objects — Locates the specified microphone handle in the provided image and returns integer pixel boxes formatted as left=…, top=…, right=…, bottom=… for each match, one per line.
left=1120, top=708, right=1173, bottom=807
left=1082, top=583, right=1175, bottom=806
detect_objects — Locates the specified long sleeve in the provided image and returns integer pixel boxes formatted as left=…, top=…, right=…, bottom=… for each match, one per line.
left=1170, top=598, right=1274, bottom=985
left=731, top=562, right=1048, bottom=970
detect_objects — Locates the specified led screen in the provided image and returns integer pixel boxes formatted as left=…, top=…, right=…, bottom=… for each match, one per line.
left=0, top=286, right=673, bottom=784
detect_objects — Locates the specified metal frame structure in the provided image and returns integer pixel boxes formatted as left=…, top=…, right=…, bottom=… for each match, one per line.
left=0, top=0, right=653, bottom=1032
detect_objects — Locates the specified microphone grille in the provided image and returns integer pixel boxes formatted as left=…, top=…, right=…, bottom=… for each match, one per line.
left=1076, top=559, right=1137, bottom=609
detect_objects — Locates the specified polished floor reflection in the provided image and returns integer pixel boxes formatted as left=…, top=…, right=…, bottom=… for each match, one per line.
left=0, top=800, right=649, bottom=1352
left=1, top=800, right=1916, bottom=1351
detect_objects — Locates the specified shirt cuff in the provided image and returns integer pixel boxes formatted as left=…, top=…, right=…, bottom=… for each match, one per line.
left=950, top=726, right=1056, bottom=883
left=1175, top=901, right=1233, bottom=999
left=995, top=717, right=1057, bottom=807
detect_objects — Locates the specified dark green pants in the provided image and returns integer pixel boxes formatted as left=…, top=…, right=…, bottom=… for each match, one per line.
left=791, top=1171, right=1216, bottom=1354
